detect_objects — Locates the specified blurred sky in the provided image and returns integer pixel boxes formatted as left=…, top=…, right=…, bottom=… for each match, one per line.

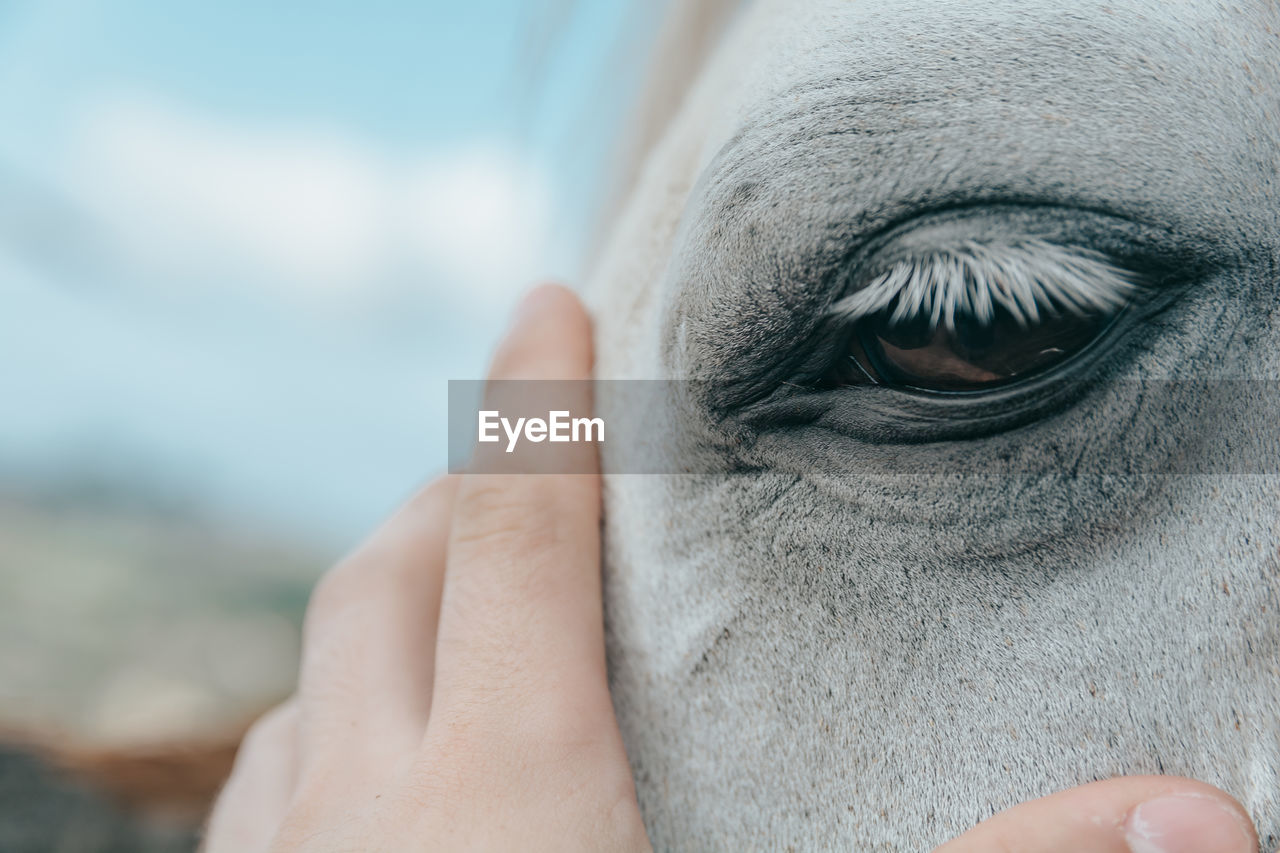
left=0, top=0, right=658, bottom=551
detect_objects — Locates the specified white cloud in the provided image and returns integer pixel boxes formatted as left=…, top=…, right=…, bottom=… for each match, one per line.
left=64, top=92, right=557, bottom=306
left=403, top=147, right=554, bottom=301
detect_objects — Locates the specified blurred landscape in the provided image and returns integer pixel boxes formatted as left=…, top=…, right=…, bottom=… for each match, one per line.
left=0, top=489, right=312, bottom=745
left=0, top=486, right=316, bottom=850
left=0, top=0, right=659, bottom=847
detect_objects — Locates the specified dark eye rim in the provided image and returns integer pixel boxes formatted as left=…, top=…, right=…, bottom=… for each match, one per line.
left=733, top=280, right=1187, bottom=447
left=798, top=202, right=1210, bottom=402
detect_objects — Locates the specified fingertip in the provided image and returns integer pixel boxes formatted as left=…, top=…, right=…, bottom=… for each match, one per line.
left=1122, top=781, right=1258, bottom=853
left=402, top=473, right=461, bottom=519
left=935, top=776, right=1259, bottom=853
left=511, top=282, right=585, bottom=323
left=491, top=284, right=593, bottom=381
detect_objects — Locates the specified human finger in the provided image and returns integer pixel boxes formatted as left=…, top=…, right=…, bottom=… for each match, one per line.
left=429, top=284, right=611, bottom=745
left=934, top=775, right=1258, bottom=853
left=202, top=700, right=299, bottom=853
left=294, top=475, right=459, bottom=784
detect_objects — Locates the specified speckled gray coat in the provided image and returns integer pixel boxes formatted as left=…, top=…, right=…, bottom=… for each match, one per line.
left=587, top=1, right=1280, bottom=849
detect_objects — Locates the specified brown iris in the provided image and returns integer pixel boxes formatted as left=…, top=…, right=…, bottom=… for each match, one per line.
left=840, top=303, right=1114, bottom=393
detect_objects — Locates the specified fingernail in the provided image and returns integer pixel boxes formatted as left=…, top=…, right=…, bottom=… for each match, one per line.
left=1125, top=794, right=1256, bottom=853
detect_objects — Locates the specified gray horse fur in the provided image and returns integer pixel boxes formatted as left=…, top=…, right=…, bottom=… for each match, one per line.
left=586, top=0, right=1280, bottom=849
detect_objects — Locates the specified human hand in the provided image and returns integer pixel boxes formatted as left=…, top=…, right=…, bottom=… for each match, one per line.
left=204, top=285, right=648, bottom=852
left=203, top=285, right=1259, bottom=853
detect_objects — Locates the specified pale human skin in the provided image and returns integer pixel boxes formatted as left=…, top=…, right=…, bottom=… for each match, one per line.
left=202, top=285, right=1259, bottom=852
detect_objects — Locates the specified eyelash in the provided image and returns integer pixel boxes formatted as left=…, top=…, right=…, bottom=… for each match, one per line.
left=826, top=238, right=1141, bottom=330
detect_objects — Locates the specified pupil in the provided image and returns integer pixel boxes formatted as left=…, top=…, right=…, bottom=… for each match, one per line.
left=876, top=309, right=933, bottom=350
left=953, top=316, right=995, bottom=353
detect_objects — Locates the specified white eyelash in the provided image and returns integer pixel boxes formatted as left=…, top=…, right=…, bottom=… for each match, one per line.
left=828, top=238, right=1139, bottom=331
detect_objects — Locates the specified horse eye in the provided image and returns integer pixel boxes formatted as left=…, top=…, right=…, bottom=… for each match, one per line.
left=836, top=302, right=1115, bottom=393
